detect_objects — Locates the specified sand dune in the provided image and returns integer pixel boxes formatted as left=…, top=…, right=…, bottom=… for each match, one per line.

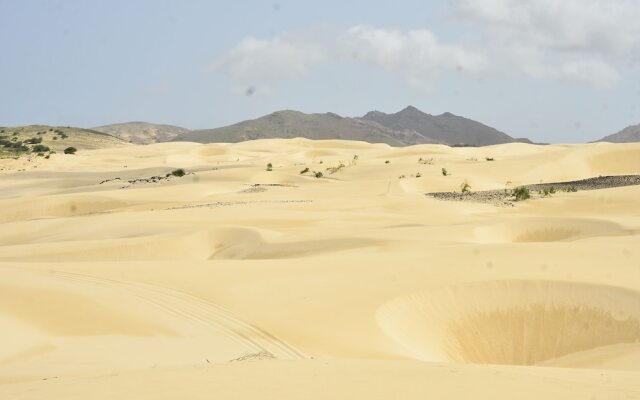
left=1, top=139, right=640, bottom=398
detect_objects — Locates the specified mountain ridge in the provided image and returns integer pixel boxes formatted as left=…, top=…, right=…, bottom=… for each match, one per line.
left=173, top=106, right=522, bottom=146
left=597, top=123, right=640, bottom=143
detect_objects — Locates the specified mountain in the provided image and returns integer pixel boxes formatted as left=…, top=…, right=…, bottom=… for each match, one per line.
left=174, top=110, right=430, bottom=146
left=92, top=122, right=190, bottom=145
left=597, top=123, right=640, bottom=143
left=361, top=106, right=515, bottom=146
left=173, top=107, right=520, bottom=146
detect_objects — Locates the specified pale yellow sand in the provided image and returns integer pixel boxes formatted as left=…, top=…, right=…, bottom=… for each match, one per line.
left=1, top=139, right=639, bottom=399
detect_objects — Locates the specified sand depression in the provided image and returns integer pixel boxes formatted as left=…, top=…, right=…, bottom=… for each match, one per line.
left=377, top=280, right=640, bottom=365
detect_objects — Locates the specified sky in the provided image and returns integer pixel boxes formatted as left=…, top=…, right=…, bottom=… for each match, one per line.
left=1, top=0, right=640, bottom=143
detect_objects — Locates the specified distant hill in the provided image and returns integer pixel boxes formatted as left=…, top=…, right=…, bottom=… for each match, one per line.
left=92, top=122, right=190, bottom=145
left=0, top=125, right=128, bottom=158
left=174, top=110, right=430, bottom=146
left=173, top=106, right=521, bottom=146
left=597, top=123, right=640, bottom=143
left=361, top=106, right=515, bottom=146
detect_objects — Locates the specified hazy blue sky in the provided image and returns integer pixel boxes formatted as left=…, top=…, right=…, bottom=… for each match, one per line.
left=1, top=0, right=639, bottom=143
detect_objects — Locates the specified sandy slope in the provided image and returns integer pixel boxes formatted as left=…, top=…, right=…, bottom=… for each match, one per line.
left=1, top=139, right=639, bottom=398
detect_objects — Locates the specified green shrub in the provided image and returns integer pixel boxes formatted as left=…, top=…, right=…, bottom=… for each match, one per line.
left=25, top=137, right=42, bottom=144
left=4, top=141, right=29, bottom=152
left=513, top=186, right=530, bottom=201
left=385, top=160, right=390, bottom=164
left=64, top=147, right=77, bottom=154
left=415, top=172, right=422, bottom=178
left=266, top=163, right=273, bottom=171
left=461, top=181, right=471, bottom=193
left=171, top=168, right=186, bottom=177
left=441, top=168, right=448, bottom=176
left=32, top=144, right=50, bottom=153
left=541, top=186, right=556, bottom=197
left=314, top=171, right=323, bottom=178
left=485, top=157, right=494, bottom=161
left=326, top=162, right=345, bottom=174
left=300, top=167, right=309, bottom=174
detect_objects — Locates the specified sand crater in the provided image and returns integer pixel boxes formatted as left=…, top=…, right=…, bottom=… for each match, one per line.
left=377, top=281, right=640, bottom=366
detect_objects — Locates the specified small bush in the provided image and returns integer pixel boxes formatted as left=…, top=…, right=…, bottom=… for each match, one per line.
left=385, top=160, right=390, bottom=164
left=45, top=155, right=50, bottom=159
left=64, top=147, right=77, bottom=154
left=461, top=181, right=471, bottom=193
left=418, top=157, right=434, bottom=165
left=415, top=172, right=422, bottom=178
left=541, top=186, right=556, bottom=197
left=171, top=168, right=186, bottom=177
left=441, top=168, right=448, bottom=176
left=25, top=137, right=42, bottom=144
left=485, top=157, right=494, bottom=161
left=300, top=167, right=310, bottom=174
left=32, top=144, right=50, bottom=153
left=326, top=162, right=345, bottom=174
left=314, top=171, right=323, bottom=178
left=266, top=163, right=273, bottom=171
left=398, top=175, right=406, bottom=179
left=513, top=186, right=530, bottom=201
left=4, top=141, right=29, bottom=152
left=565, top=186, right=578, bottom=192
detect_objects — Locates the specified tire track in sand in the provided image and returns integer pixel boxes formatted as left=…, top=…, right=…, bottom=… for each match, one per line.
left=49, top=270, right=306, bottom=360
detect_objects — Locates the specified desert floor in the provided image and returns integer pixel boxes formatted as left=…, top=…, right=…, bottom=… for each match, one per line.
left=1, top=139, right=639, bottom=399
